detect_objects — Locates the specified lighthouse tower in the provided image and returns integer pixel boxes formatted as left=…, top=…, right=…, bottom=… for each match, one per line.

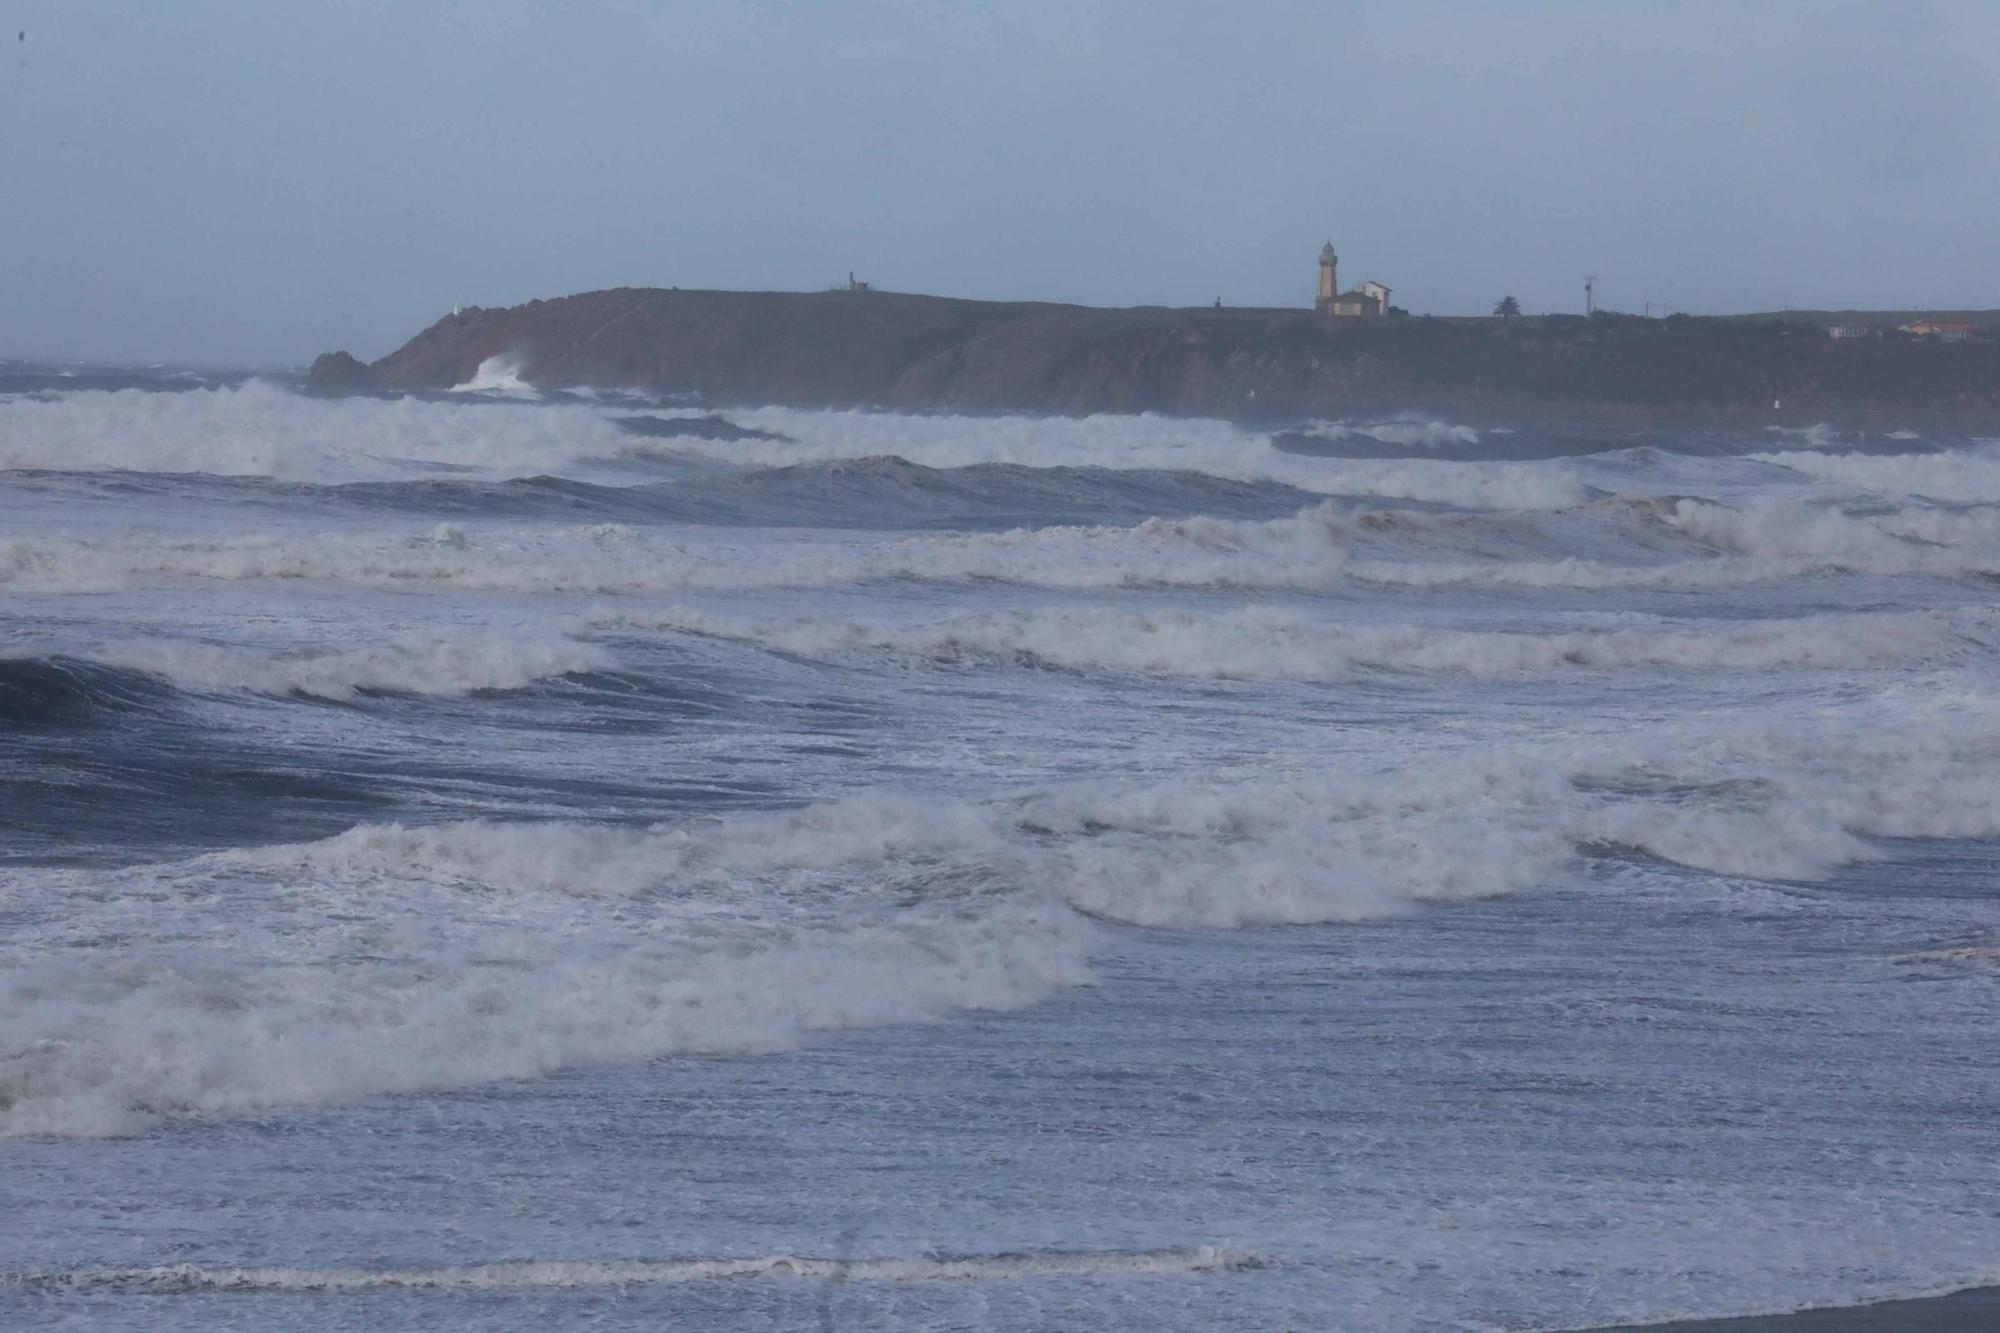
left=1315, top=241, right=1338, bottom=313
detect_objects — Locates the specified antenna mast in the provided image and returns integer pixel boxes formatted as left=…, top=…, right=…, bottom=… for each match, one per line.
left=1585, top=275, right=1596, bottom=317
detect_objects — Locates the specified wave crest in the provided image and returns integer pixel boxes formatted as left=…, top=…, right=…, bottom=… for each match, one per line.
left=0, top=656, right=174, bottom=728
left=8, top=486, right=1999, bottom=600
left=449, top=355, right=532, bottom=394
left=10, top=692, right=1999, bottom=1136
left=0, top=379, right=626, bottom=482
left=88, top=628, right=615, bottom=701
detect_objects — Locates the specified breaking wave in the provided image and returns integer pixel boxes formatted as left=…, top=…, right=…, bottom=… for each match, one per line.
left=0, top=455, right=1318, bottom=531
left=8, top=489, right=1998, bottom=600
left=1755, top=445, right=2000, bottom=501
left=1333, top=419, right=1482, bottom=449
left=0, top=382, right=1582, bottom=507
left=449, top=354, right=532, bottom=394
left=622, top=407, right=1594, bottom=508
left=86, top=628, right=615, bottom=701
left=0, top=379, right=627, bottom=482
left=0, top=883, right=1090, bottom=1138
left=0, top=657, right=175, bottom=728
left=8, top=692, right=2000, bottom=1137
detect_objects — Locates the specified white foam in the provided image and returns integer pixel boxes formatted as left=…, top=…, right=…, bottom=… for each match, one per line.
left=7, top=488, right=1991, bottom=601
left=887, top=496, right=2000, bottom=594
left=1305, top=418, right=1483, bottom=449
left=1759, top=422, right=1841, bottom=449
left=87, top=627, right=614, bottom=700
left=449, top=355, right=533, bottom=394
left=226, top=793, right=1012, bottom=899
left=22, top=1245, right=1258, bottom=1291
left=0, top=886, right=1091, bottom=1137
left=0, top=759, right=1477, bottom=1133
left=0, top=379, right=626, bottom=482
left=1659, top=497, right=1966, bottom=569
left=0, top=384, right=1589, bottom=506
left=1754, top=446, right=2000, bottom=501
left=14, top=689, right=2000, bottom=1137
left=636, top=406, right=1589, bottom=508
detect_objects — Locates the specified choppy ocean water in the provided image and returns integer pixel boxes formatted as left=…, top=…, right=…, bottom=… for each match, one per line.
left=3, top=367, right=1998, bottom=1330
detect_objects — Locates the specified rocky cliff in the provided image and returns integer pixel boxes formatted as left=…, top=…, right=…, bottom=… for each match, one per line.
left=308, top=287, right=2000, bottom=425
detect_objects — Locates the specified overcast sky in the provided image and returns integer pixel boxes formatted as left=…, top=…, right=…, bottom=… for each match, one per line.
left=6, top=0, right=1998, bottom=364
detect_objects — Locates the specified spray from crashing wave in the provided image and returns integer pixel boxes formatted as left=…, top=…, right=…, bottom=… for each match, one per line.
left=450, top=354, right=534, bottom=394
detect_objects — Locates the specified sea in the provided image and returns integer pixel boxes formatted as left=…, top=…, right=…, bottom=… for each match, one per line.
left=3, top=362, right=1997, bottom=1331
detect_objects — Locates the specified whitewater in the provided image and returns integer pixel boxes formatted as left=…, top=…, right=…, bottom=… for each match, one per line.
left=4, top=370, right=1999, bottom=1331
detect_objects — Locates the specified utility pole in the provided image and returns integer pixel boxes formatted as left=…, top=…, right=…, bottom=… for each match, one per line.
left=1585, top=275, right=1596, bottom=317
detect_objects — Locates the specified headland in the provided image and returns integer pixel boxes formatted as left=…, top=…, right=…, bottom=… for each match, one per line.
left=308, top=287, right=2000, bottom=429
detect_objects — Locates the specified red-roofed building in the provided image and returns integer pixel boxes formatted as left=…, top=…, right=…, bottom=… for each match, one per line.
left=1902, top=320, right=1972, bottom=342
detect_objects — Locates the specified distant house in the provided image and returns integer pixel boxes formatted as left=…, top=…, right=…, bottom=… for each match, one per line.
left=1323, top=290, right=1383, bottom=318
left=1826, top=324, right=1872, bottom=339
left=1314, top=242, right=1388, bottom=318
left=1902, top=320, right=1971, bottom=342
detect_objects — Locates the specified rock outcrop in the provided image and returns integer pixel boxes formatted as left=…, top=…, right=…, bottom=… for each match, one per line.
left=304, top=350, right=372, bottom=390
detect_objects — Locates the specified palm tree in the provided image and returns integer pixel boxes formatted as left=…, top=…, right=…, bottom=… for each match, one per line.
left=1493, top=295, right=1522, bottom=325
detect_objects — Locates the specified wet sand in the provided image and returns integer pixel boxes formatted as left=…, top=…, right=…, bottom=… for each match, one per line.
left=1577, top=1284, right=2000, bottom=1331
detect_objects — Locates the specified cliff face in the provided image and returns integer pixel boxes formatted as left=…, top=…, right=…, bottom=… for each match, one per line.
left=308, top=287, right=2000, bottom=423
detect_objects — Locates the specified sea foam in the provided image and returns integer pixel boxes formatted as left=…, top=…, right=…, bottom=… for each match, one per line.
left=622, top=406, right=1589, bottom=508
left=9, top=693, right=1999, bottom=1136
left=87, top=627, right=614, bottom=700
left=1755, top=444, right=2000, bottom=499
left=8, top=486, right=1997, bottom=601
left=0, top=379, right=626, bottom=482
left=17, top=1246, right=1258, bottom=1291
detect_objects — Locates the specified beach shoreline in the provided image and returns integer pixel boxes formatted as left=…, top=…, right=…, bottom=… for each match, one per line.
left=1572, top=1283, right=2000, bottom=1331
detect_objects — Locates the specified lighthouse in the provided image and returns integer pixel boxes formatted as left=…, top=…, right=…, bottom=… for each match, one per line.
left=1314, top=240, right=1389, bottom=318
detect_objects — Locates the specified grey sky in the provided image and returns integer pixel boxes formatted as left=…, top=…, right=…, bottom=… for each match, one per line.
left=6, top=0, right=1998, bottom=364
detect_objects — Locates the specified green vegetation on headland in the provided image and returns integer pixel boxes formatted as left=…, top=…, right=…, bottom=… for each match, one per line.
left=308, top=287, right=2000, bottom=427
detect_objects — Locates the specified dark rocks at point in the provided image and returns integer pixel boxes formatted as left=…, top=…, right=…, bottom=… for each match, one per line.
left=305, top=351, right=371, bottom=390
